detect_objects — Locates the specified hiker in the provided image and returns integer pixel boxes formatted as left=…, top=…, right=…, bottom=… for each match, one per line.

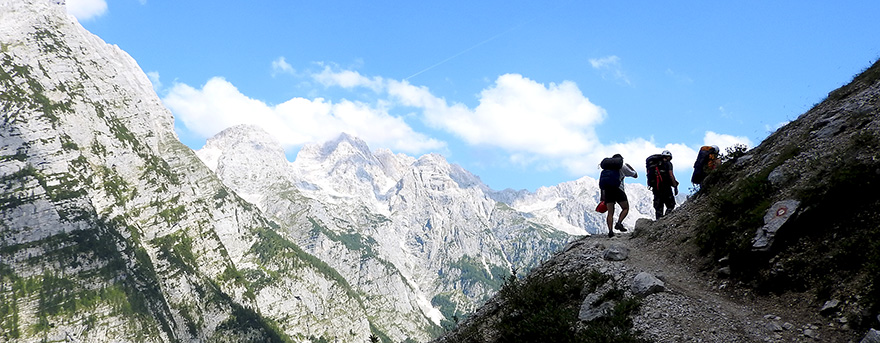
left=598, top=154, right=638, bottom=237
left=646, top=150, right=679, bottom=219
left=691, top=145, right=719, bottom=186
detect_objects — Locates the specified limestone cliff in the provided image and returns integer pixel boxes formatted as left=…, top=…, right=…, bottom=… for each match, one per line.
left=1, top=1, right=370, bottom=342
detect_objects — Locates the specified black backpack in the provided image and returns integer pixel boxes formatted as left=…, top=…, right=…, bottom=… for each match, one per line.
left=645, top=154, right=665, bottom=189
left=598, top=157, right=623, bottom=190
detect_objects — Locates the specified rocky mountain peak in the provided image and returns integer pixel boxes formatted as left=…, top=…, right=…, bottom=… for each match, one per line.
left=2, top=0, right=62, bottom=14
left=198, top=124, right=287, bottom=171
left=195, top=125, right=292, bottom=204
left=296, top=131, right=374, bottom=164
left=203, top=124, right=284, bottom=153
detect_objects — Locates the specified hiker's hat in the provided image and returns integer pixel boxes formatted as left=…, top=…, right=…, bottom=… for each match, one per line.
left=661, top=150, right=672, bottom=160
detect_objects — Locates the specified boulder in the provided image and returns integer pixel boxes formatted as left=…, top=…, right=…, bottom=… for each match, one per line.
left=819, top=299, right=840, bottom=316
left=631, top=272, right=665, bottom=296
left=862, top=329, right=880, bottom=343
left=752, top=199, right=800, bottom=251
left=766, top=322, right=784, bottom=332
left=767, top=164, right=794, bottom=187
left=578, top=300, right=616, bottom=322
left=578, top=281, right=616, bottom=322
left=603, top=245, right=630, bottom=261
left=634, top=218, right=654, bottom=233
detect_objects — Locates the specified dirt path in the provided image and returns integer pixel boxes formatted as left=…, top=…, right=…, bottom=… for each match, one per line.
left=576, top=230, right=854, bottom=343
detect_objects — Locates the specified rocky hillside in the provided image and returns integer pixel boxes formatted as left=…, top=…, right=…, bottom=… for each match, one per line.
left=433, top=59, right=880, bottom=342
left=0, top=2, right=373, bottom=342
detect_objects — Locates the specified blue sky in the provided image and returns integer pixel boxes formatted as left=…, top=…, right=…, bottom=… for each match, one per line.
left=71, top=0, right=880, bottom=192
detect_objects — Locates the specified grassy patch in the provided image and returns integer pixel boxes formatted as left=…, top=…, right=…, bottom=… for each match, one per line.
left=692, top=103, right=880, bottom=328
left=249, top=226, right=361, bottom=303
left=496, top=269, right=645, bottom=343
left=432, top=293, right=468, bottom=331
left=447, top=256, right=509, bottom=291
left=694, top=173, right=773, bottom=260
left=214, top=302, right=293, bottom=343
left=0, top=55, right=72, bottom=126
left=152, top=231, right=197, bottom=274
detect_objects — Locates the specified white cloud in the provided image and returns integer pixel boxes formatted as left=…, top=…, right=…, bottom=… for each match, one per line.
left=313, top=66, right=384, bottom=92
left=589, top=56, right=618, bottom=69
left=271, top=57, right=295, bottom=76
left=471, top=74, right=605, bottom=156
left=703, top=131, right=753, bottom=153
left=589, top=55, right=631, bottom=85
left=401, top=74, right=605, bottom=158
left=163, top=77, right=444, bottom=154
left=718, top=105, right=732, bottom=118
left=146, top=71, right=161, bottom=92
left=66, top=0, right=108, bottom=21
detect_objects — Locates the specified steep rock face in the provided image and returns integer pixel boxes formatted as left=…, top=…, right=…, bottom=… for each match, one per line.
left=1, top=2, right=370, bottom=342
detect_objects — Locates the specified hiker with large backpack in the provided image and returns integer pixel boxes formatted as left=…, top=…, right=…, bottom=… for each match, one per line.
left=691, top=145, right=719, bottom=186
left=598, top=154, right=638, bottom=237
left=646, top=150, right=679, bottom=219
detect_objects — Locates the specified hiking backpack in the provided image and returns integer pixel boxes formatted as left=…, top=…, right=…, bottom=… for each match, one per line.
left=691, top=146, right=719, bottom=184
left=645, top=154, right=665, bottom=189
left=598, top=157, right=623, bottom=190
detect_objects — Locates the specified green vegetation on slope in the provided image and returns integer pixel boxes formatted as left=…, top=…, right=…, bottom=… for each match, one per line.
left=443, top=269, right=648, bottom=343
left=690, top=58, right=880, bottom=329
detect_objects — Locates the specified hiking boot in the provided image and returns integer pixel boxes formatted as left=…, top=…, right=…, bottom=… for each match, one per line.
left=615, top=222, right=627, bottom=232
left=608, top=230, right=615, bottom=238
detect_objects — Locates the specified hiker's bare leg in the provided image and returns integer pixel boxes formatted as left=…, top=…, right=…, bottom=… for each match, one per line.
left=606, top=203, right=616, bottom=232
left=618, top=201, right=630, bottom=224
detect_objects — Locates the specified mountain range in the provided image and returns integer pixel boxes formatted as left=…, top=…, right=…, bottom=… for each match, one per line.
left=0, top=1, right=669, bottom=342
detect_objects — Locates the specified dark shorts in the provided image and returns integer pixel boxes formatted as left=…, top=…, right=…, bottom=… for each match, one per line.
left=604, top=187, right=628, bottom=203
